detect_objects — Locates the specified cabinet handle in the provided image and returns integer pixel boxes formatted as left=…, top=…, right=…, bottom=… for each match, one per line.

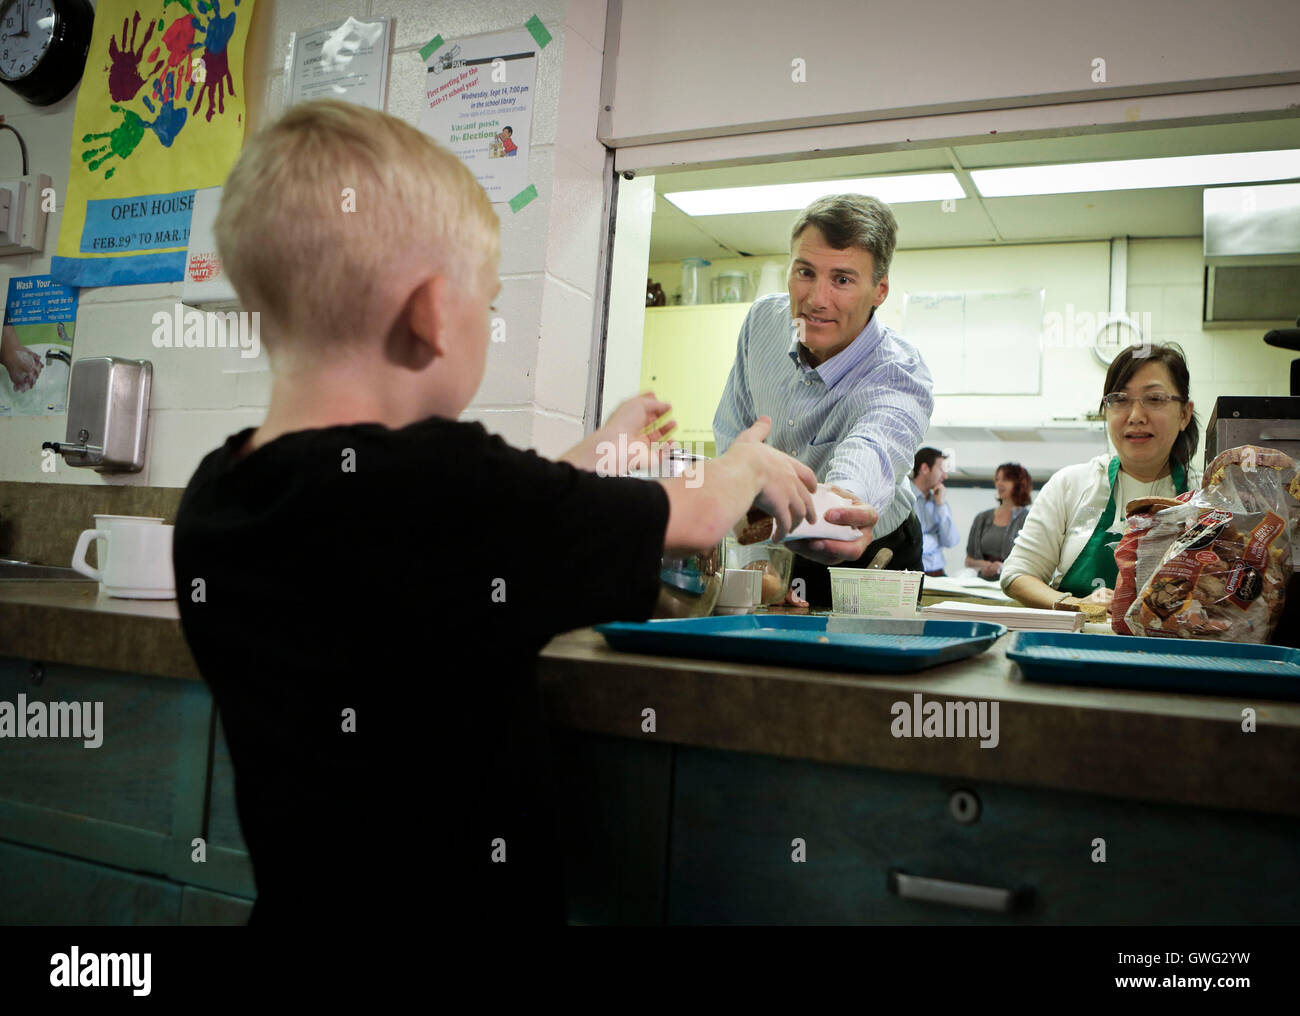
left=887, top=869, right=1033, bottom=914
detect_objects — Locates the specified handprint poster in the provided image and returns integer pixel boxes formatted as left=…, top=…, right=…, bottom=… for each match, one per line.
left=51, top=0, right=255, bottom=288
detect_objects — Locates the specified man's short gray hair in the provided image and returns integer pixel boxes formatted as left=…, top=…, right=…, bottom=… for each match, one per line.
left=789, top=194, right=898, bottom=284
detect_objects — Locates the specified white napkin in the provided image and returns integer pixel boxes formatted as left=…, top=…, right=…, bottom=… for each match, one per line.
left=776, top=485, right=863, bottom=543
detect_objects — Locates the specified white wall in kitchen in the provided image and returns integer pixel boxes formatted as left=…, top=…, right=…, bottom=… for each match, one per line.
left=0, top=0, right=609, bottom=486
left=650, top=238, right=1295, bottom=466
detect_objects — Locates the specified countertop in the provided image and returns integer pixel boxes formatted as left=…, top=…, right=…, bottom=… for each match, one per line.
left=0, top=580, right=198, bottom=680
left=2, top=580, right=1297, bottom=817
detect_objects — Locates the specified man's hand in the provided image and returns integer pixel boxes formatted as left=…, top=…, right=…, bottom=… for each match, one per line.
left=932, top=483, right=947, bottom=506
left=729, top=416, right=818, bottom=540
left=786, top=484, right=878, bottom=566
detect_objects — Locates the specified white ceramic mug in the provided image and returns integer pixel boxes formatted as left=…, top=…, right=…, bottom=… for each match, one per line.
left=92, top=514, right=161, bottom=571
left=72, top=516, right=175, bottom=599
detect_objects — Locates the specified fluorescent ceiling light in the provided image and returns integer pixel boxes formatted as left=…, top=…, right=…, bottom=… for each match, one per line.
left=663, top=174, right=964, bottom=216
left=971, top=149, right=1300, bottom=197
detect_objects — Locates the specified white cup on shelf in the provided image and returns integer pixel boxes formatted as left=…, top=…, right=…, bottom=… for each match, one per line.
left=72, top=515, right=174, bottom=599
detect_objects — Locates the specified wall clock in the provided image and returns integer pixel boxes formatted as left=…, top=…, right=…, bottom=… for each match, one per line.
left=0, top=0, right=93, bottom=106
left=1091, top=313, right=1145, bottom=367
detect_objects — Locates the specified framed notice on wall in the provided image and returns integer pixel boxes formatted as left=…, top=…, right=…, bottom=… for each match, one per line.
left=285, top=16, right=393, bottom=110
left=903, top=289, right=1045, bottom=395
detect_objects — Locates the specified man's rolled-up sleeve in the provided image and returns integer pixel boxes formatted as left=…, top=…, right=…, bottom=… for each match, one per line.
left=937, top=504, right=961, bottom=549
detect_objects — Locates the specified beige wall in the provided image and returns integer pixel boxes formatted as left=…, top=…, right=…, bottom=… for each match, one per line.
left=0, top=0, right=609, bottom=486
left=653, top=238, right=1296, bottom=459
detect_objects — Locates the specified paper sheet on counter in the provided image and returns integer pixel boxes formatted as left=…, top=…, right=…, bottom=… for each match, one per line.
left=922, top=600, right=1084, bottom=632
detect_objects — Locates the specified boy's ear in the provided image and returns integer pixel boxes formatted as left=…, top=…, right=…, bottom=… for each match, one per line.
left=407, top=275, right=450, bottom=360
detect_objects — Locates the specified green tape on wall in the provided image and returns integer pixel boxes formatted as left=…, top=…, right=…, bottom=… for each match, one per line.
left=524, top=15, right=552, bottom=49
left=419, top=34, right=445, bottom=62
left=509, top=184, right=539, bottom=213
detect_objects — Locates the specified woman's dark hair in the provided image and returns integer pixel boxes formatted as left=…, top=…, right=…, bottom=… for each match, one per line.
left=995, top=462, right=1032, bottom=507
left=1101, top=342, right=1200, bottom=471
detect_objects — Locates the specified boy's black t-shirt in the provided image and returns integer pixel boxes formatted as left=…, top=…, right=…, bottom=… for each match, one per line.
left=173, top=416, right=670, bottom=925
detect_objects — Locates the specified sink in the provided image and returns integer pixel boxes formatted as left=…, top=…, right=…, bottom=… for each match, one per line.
left=0, top=560, right=95, bottom=581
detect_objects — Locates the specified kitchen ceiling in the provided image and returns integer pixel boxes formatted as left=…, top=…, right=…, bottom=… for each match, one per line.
left=648, top=117, right=1300, bottom=261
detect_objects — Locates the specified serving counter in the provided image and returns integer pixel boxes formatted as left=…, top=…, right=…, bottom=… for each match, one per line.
left=1, top=581, right=1296, bottom=924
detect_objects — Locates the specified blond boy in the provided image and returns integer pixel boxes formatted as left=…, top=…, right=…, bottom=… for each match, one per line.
left=174, top=100, right=872, bottom=925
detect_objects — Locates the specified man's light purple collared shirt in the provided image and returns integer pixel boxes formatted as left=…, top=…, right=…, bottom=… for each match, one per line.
left=713, top=294, right=935, bottom=539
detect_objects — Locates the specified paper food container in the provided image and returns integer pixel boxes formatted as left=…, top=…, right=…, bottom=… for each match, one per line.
left=828, top=568, right=924, bottom=617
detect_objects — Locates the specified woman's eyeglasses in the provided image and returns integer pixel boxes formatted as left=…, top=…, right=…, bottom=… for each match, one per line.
left=1101, top=392, right=1186, bottom=412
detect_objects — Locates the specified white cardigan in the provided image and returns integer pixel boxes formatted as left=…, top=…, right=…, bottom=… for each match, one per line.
left=998, top=454, right=1112, bottom=592
left=1001, top=454, right=1114, bottom=592
left=999, top=453, right=1188, bottom=593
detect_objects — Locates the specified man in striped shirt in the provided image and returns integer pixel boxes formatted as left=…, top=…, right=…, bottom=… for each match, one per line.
left=713, top=194, right=934, bottom=606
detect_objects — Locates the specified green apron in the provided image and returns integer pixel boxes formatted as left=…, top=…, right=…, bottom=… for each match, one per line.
left=1057, top=456, right=1189, bottom=597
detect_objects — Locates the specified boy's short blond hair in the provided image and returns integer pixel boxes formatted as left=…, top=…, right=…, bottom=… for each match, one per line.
left=214, top=99, right=499, bottom=351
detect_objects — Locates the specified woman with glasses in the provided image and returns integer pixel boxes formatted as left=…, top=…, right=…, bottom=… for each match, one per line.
left=965, top=462, right=1032, bottom=580
left=1001, top=343, right=1198, bottom=611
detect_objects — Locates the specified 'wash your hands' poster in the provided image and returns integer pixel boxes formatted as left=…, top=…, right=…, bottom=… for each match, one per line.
left=0, top=275, right=78, bottom=416
left=52, top=0, right=255, bottom=288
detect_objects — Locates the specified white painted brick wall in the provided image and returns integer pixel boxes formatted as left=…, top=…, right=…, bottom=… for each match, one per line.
left=1, top=0, right=610, bottom=486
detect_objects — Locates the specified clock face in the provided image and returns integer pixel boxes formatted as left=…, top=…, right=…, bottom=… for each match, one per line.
left=0, top=0, right=54, bottom=82
left=1092, top=315, right=1144, bottom=367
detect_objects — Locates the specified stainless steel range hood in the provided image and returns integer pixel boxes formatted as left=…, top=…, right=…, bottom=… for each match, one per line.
left=1204, top=183, right=1300, bottom=325
left=922, top=420, right=1108, bottom=480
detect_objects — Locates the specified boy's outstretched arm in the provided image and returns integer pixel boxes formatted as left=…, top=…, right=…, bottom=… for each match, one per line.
left=658, top=417, right=819, bottom=555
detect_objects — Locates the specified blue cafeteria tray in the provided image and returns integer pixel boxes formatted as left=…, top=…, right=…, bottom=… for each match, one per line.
left=1006, top=631, right=1300, bottom=700
left=594, top=615, right=1006, bottom=673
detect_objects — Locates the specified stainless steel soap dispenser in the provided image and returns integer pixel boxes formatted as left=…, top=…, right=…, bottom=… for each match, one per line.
left=42, top=357, right=152, bottom=473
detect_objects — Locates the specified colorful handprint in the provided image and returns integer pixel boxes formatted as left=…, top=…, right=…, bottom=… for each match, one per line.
left=188, top=0, right=239, bottom=122
left=81, top=107, right=147, bottom=179
left=107, top=11, right=165, bottom=102
left=141, top=69, right=189, bottom=146
left=160, top=15, right=198, bottom=69
left=79, top=0, right=245, bottom=180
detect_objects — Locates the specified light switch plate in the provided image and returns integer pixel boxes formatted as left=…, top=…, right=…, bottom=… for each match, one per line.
left=0, top=185, right=14, bottom=243
left=0, top=174, right=51, bottom=256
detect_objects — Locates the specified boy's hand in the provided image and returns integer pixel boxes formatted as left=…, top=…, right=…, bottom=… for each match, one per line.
left=600, top=392, right=678, bottom=472
left=558, top=391, right=677, bottom=473
left=728, top=417, right=818, bottom=540
left=786, top=484, right=878, bottom=565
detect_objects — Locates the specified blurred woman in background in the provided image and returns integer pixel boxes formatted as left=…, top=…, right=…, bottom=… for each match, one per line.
left=964, top=462, right=1031, bottom=580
